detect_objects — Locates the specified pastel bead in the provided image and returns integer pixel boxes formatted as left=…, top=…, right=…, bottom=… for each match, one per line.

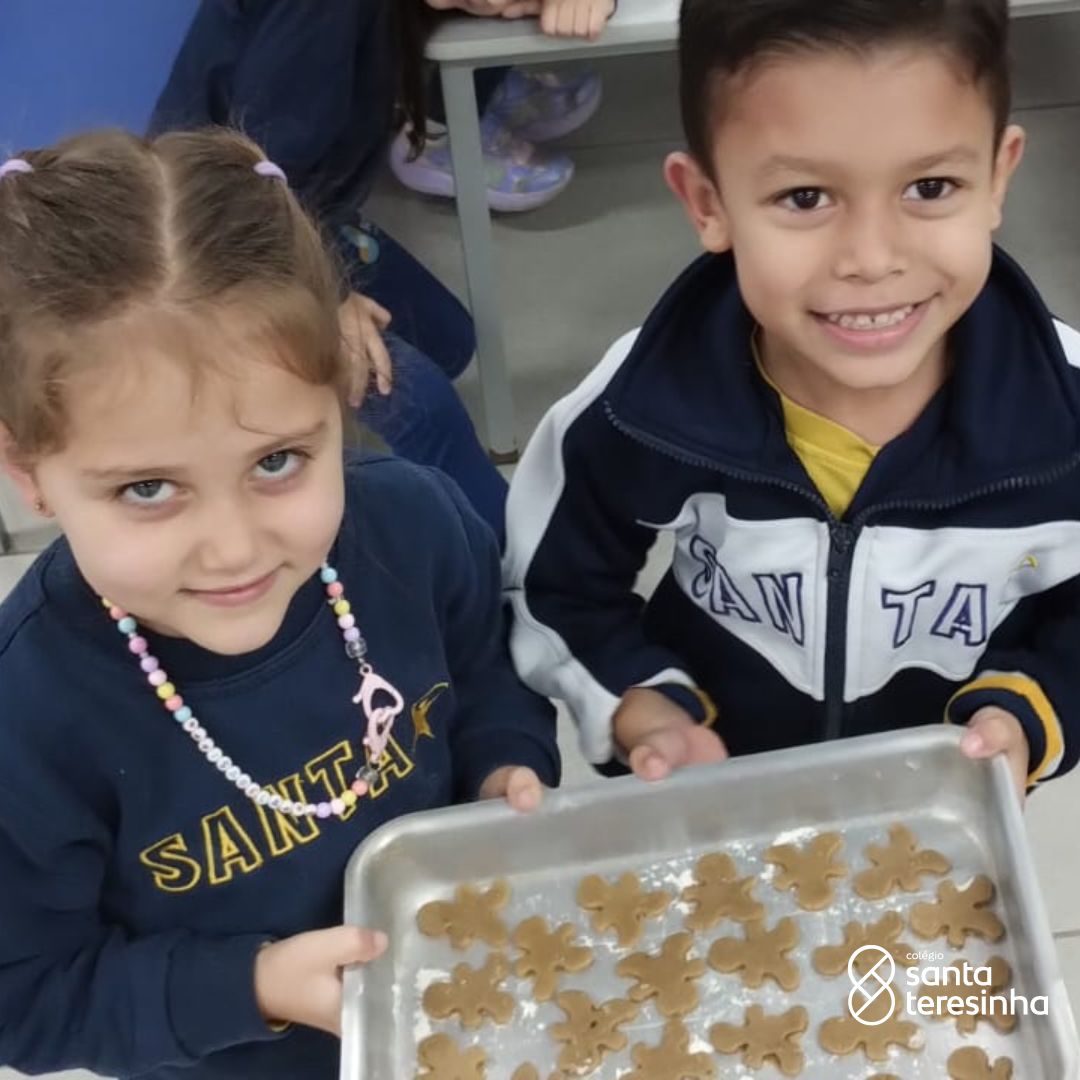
left=316, top=802, right=332, bottom=818
left=109, top=605, right=125, bottom=621
left=156, top=682, right=176, bottom=700
left=341, top=790, right=358, bottom=808
left=343, top=627, right=360, bottom=642
left=351, top=779, right=368, bottom=797
left=337, top=614, right=355, bottom=630
left=148, top=670, right=167, bottom=687
left=174, top=706, right=192, bottom=722
left=326, top=581, right=344, bottom=598
left=330, top=798, right=345, bottom=815
left=320, top=566, right=338, bottom=584
left=117, top=616, right=137, bottom=634
left=140, top=656, right=160, bottom=673
left=128, top=636, right=148, bottom=655
left=332, top=599, right=350, bottom=617
left=165, top=695, right=183, bottom=711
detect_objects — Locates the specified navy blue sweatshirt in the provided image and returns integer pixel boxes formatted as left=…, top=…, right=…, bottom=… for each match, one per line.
left=0, top=455, right=559, bottom=1079
left=506, top=248, right=1080, bottom=787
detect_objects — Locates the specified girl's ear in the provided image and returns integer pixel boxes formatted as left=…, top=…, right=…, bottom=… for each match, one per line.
left=664, top=151, right=733, bottom=253
left=0, top=425, right=48, bottom=516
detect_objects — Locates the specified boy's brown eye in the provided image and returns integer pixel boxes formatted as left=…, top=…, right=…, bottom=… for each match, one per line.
left=912, top=178, right=952, bottom=200
left=787, top=188, right=823, bottom=210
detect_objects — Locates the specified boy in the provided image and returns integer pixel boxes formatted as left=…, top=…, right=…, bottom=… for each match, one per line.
left=505, top=0, right=1080, bottom=801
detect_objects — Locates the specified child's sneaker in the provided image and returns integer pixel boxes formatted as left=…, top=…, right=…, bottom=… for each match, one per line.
left=389, top=114, right=574, bottom=214
left=486, top=66, right=603, bottom=143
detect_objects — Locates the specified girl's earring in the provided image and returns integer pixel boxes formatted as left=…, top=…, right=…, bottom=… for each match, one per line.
left=33, top=496, right=49, bottom=516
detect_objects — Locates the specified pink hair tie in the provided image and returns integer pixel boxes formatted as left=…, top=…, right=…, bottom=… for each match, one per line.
left=0, top=158, right=33, bottom=180
left=253, top=160, right=287, bottom=183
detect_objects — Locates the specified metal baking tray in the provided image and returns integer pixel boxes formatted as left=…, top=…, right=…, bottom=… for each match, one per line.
left=341, top=725, right=1078, bottom=1078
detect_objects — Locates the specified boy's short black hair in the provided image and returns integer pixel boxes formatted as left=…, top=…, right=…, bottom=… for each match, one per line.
left=679, top=0, right=1011, bottom=166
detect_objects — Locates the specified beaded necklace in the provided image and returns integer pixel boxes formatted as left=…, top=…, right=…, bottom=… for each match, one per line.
left=104, top=564, right=403, bottom=820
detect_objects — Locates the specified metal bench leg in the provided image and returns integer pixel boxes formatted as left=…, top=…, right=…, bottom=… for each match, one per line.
left=440, top=63, right=519, bottom=462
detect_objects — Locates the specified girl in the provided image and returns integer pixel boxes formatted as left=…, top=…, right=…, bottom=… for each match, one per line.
left=0, top=128, right=559, bottom=1079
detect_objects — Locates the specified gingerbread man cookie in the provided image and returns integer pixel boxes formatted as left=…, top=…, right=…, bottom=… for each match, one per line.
left=819, top=987, right=921, bottom=1062
left=764, top=832, right=847, bottom=910
left=626, top=1018, right=717, bottom=1079
left=417, top=880, right=510, bottom=949
left=812, top=912, right=917, bottom=977
left=709, top=1005, right=808, bottom=1077
left=511, top=916, right=593, bottom=1002
left=947, top=1046, right=1014, bottom=1080
left=551, top=990, right=640, bottom=1075
left=919, top=955, right=1017, bottom=1036
left=415, top=1033, right=486, bottom=1079
left=853, top=824, right=951, bottom=899
left=909, top=876, right=1005, bottom=948
left=616, top=931, right=707, bottom=1017
left=421, top=954, right=514, bottom=1029
left=576, top=872, right=672, bottom=948
left=707, top=917, right=801, bottom=991
left=682, top=852, right=764, bottom=931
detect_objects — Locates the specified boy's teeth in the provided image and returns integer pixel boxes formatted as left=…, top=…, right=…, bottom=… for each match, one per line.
left=826, top=305, right=914, bottom=330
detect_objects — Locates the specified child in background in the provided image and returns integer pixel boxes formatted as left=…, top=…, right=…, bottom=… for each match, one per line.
left=505, top=0, right=1080, bottom=802
left=0, top=128, right=558, bottom=1079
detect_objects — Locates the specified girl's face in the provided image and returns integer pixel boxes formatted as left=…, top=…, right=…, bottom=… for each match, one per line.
left=18, top=340, right=345, bottom=656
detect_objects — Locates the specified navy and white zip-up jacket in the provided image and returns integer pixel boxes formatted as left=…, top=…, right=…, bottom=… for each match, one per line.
left=505, top=248, right=1080, bottom=786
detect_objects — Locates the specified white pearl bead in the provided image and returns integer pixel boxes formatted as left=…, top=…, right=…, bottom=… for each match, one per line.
left=245, top=781, right=260, bottom=799
left=226, top=766, right=241, bottom=782
left=182, top=718, right=199, bottom=734
left=237, top=773, right=251, bottom=789
left=207, top=747, right=223, bottom=764
left=256, top=791, right=272, bottom=807
left=279, top=800, right=295, bottom=815
left=219, top=756, right=232, bottom=771
left=268, top=794, right=284, bottom=811
left=192, top=726, right=206, bottom=742
left=198, top=737, right=215, bottom=754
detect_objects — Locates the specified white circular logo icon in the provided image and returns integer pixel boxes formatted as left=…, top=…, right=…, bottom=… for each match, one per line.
left=847, top=945, right=897, bottom=1026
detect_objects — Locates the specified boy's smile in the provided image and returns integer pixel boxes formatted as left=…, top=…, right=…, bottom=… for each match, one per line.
left=667, top=45, right=1025, bottom=444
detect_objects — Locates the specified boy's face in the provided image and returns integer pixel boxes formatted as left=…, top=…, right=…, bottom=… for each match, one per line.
left=667, top=46, right=1025, bottom=410
left=9, top=329, right=345, bottom=657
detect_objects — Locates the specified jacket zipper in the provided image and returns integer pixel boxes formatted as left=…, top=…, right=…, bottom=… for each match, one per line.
left=606, top=403, right=1080, bottom=742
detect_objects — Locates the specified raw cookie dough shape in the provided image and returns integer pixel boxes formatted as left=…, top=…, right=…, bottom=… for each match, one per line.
left=947, top=1046, right=1014, bottom=1080
left=909, top=876, right=1005, bottom=948
left=918, top=955, right=1017, bottom=1036
left=853, top=824, right=951, bottom=899
left=509, top=1067, right=558, bottom=1080
left=764, top=831, right=847, bottom=910
left=706, top=917, right=801, bottom=991
left=812, top=912, right=917, bottom=977
left=708, top=1005, right=808, bottom=1077
left=550, top=990, right=640, bottom=1075
left=576, top=872, right=672, bottom=948
left=421, top=953, right=514, bottom=1029
left=682, top=852, right=764, bottom=930
left=415, top=1033, right=487, bottom=1079
left=819, top=986, right=921, bottom=1062
left=511, top=916, right=594, bottom=1002
left=616, top=930, right=707, bottom=1017
left=626, top=1018, right=717, bottom=1079
left=417, top=880, right=510, bottom=949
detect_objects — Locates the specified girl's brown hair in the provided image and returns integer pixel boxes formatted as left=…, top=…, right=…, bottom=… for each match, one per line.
left=0, top=127, right=346, bottom=461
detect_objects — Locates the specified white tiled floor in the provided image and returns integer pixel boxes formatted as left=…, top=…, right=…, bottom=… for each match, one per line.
left=3, top=12, right=1080, bottom=1078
